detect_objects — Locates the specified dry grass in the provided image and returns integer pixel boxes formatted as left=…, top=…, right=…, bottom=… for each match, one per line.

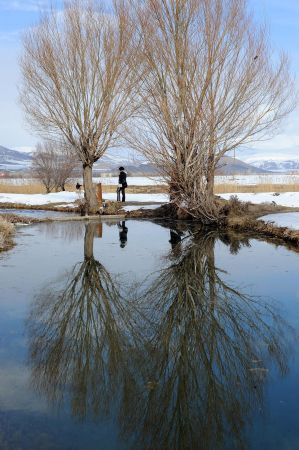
left=0, top=183, right=75, bottom=194
left=1, top=180, right=299, bottom=196
left=215, top=183, right=299, bottom=194
left=0, top=202, right=78, bottom=212
left=227, top=215, right=299, bottom=250
left=0, top=217, right=15, bottom=251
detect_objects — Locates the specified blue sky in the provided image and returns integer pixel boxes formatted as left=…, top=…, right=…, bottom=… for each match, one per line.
left=0, top=0, right=298, bottom=161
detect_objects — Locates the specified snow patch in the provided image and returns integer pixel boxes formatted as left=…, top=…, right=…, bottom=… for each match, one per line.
left=0, top=192, right=78, bottom=205
left=219, top=192, right=299, bottom=208
left=259, top=212, right=299, bottom=230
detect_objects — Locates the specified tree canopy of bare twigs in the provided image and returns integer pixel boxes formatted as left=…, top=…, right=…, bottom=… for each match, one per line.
left=128, top=0, right=296, bottom=223
left=20, top=0, right=139, bottom=213
left=32, top=141, right=79, bottom=192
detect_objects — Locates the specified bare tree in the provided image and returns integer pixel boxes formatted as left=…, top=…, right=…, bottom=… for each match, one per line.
left=52, top=142, right=79, bottom=191
left=20, top=0, right=139, bottom=213
left=32, top=142, right=56, bottom=193
left=32, top=141, right=78, bottom=193
left=128, top=0, right=296, bottom=223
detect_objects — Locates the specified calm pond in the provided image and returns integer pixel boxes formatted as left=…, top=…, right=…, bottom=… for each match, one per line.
left=0, top=219, right=299, bottom=450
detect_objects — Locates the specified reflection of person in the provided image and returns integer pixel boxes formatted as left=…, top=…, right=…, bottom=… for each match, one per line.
left=118, top=221, right=128, bottom=248
left=117, top=167, right=127, bottom=202
left=169, top=229, right=183, bottom=248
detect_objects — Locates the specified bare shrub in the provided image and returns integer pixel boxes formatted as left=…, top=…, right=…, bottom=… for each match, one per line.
left=32, top=142, right=56, bottom=194
left=0, top=217, right=14, bottom=251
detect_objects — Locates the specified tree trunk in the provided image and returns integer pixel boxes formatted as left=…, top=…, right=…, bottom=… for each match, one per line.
left=83, top=164, right=99, bottom=215
left=206, top=165, right=215, bottom=201
left=84, top=223, right=95, bottom=260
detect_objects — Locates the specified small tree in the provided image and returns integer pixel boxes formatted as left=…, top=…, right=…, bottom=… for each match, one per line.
left=32, top=141, right=78, bottom=193
left=52, top=142, right=79, bottom=191
left=20, top=0, right=138, bottom=213
left=32, top=142, right=56, bottom=193
left=129, top=0, right=296, bottom=223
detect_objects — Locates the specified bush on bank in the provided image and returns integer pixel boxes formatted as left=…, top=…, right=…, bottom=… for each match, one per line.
left=0, top=217, right=15, bottom=251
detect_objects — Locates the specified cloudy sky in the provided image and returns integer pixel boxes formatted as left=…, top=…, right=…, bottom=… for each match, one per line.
left=0, top=0, right=299, bottom=160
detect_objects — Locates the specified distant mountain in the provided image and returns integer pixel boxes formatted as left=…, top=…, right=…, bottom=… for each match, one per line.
left=0, top=145, right=269, bottom=175
left=0, top=145, right=32, bottom=171
left=235, top=148, right=299, bottom=173
left=248, top=159, right=299, bottom=173
left=215, top=155, right=270, bottom=175
left=94, top=154, right=267, bottom=176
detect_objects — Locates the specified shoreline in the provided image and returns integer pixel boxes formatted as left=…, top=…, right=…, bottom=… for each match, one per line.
left=1, top=200, right=299, bottom=253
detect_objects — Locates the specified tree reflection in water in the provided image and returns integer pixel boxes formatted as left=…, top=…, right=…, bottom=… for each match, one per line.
left=28, top=223, right=142, bottom=421
left=27, top=223, right=292, bottom=450
left=126, top=230, right=291, bottom=449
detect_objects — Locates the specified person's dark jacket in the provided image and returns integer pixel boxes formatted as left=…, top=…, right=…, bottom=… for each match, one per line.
left=119, top=170, right=127, bottom=187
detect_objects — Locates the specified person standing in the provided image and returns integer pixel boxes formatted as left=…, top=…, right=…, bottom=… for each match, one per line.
left=117, top=166, right=127, bottom=202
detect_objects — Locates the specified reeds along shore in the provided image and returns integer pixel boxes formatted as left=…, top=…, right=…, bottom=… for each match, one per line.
left=0, top=217, right=14, bottom=251
left=228, top=216, right=299, bottom=251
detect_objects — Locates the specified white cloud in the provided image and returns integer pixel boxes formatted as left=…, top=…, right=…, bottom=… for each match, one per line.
left=0, top=0, right=49, bottom=12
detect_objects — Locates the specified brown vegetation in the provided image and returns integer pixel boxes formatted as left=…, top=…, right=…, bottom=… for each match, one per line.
left=228, top=217, right=299, bottom=250
left=0, top=202, right=78, bottom=213
left=214, top=183, right=299, bottom=194
left=0, top=217, right=15, bottom=251
left=2, top=180, right=299, bottom=196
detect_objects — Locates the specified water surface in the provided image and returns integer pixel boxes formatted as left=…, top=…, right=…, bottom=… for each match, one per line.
left=0, top=219, right=299, bottom=449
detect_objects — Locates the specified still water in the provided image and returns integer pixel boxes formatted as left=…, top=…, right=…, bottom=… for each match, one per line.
left=0, top=219, right=299, bottom=450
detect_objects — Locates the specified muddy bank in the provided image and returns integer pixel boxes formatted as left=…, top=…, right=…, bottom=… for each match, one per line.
left=124, top=199, right=299, bottom=250
left=0, top=202, right=78, bottom=213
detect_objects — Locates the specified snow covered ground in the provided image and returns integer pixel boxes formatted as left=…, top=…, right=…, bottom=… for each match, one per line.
left=0, top=191, right=168, bottom=206
left=259, top=213, right=299, bottom=230
left=220, top=192, right=299, bottom=208
left=123, top=204, right=162, bottom=212
left=0, top=192, right=79, bottom=205
left=103, top=193, right=168, bottom=203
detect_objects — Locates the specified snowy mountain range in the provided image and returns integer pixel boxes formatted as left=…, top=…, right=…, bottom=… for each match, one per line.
left=0, top=145, right=32, bottom=171
left=2, top=144, right=299, bottom=175
left=236, top=148, right=299, bottom=173
left=244, top=159, right=299, bottom=172
left=0, top=145, right=269, bottom=175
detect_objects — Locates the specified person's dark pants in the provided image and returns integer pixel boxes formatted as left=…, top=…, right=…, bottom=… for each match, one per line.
left=117, top=187, right=126, bottom=202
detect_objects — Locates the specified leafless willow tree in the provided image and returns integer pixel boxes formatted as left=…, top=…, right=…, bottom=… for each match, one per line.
left=52, top=142, right=80, bottom=191
left=32, top=142, right=56, bottom=193
left=20, top=0, right=139, bottom=213
left=128, top=0, right=296, bottom=223
left=32, top=141, right=78, bottom=192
